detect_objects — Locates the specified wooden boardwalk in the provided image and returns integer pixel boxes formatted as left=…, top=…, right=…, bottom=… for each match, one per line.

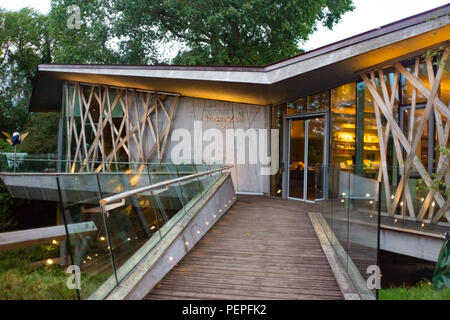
left=145, top=195, right=343, bottom=300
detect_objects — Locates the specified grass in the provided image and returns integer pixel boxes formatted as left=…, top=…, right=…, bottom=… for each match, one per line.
left=0, top=243, right=116, bottom=300
left=0, top=244, right=77, bottom=300
left=379, top=280, right=450, bottom=300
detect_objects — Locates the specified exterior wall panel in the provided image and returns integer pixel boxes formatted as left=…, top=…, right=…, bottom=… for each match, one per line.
left=162, top=97, right=270, bottom=194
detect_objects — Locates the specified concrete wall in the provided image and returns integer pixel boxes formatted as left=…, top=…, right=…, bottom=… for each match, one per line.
left=380, top=228, right=444, bottom=262
left=161, top=97, right=271, bottom=195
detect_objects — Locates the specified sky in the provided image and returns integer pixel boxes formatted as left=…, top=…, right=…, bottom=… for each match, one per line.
left=0, top=0, right=448, bottom=52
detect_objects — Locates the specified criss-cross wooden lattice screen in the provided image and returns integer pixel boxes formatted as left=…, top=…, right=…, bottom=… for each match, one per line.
left=64, top=81, right=179, bottom=173
left=361, top=48, right=449, bottom=224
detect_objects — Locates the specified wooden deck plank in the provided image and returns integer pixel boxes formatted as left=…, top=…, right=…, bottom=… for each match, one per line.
left=145, top=195, right=343, bottom=300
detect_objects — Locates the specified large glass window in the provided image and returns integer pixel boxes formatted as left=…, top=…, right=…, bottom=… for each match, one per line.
left=307, top=90, right=329, bottom=112
left=287, top=91, right=329, bottom=115
left=441, top=67, right=450, bottom=106
left=289, top=119, right=306, bottom=199
left=383, top=70, right=400, bottom=116
left=287, top=97, right=306, bottom=115
left=356, top=81, right=380, bottom=178
left=356, top=71, right=399, bottom=179
left=331, top=83, right=356, bottom=172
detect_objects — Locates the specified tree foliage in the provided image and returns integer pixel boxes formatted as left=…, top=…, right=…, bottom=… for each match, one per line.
left=48, top=0, right=118, bottom=64
left=112, top=0, right=355, bottom=65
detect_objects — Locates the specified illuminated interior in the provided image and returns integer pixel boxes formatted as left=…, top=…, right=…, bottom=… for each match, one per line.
left=355, top=80, right=383, bottom=178
left=272, top=48, right=449, bottom=198
left=287, top=97, right=306, bottom=115
left=331, top=83, right=356, bottom=172
left=289, top=119, right=306, bottom=199
left=401, top=60, right=430, bottom=105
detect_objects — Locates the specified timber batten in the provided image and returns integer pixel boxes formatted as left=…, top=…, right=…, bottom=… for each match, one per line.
left=63, top=81, right=179, bottom=172
left=361, top=47, right=450, bottom=224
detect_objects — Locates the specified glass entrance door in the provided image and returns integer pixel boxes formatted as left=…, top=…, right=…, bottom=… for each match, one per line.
left=288, top=117, right=325, bottom=201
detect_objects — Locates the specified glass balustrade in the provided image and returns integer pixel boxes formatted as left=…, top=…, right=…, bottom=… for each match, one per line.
left=0, top=160, right=228, bottom=299
left=57, top=164, right=228, bottom=299
left=321, top=163, right=449, bottom=298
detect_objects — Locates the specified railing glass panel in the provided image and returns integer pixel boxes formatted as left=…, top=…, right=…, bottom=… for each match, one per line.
left=346, top=166, right=380, bottom=294
left=95, top=167, right=227, bottom=287
left=57, top=173, right=115, bottom=299
left=96, top=166, right=161, bottom=284
left=0, top=160, right=230, bottom=299
left=379, top=165, right=450, bottom=235
left=321, top=164, right=381, bottom=297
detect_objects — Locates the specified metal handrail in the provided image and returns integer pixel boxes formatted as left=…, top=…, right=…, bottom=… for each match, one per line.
left=0, top=156, right=187, bottom=165
left=99, top=166, right=231, bottom=206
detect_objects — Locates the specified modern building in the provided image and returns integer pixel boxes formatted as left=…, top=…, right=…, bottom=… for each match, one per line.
left=28, top=5, right=449, bottom=222
left=1, top=4, right=448, bottom=300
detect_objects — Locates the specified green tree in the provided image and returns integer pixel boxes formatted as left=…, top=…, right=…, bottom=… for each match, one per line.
left=0, top=9, right=55, bottom=227
left=18, top=113, right=60, bottom=154
left=48, top=0, right=119, bottom=64
left=0, top=1, right=356, bottom=153
left=112, top=0, right=355, bottom=65
left=0, top=8, right=49, bottom=134
left=0, top=139, right=12, bottom=153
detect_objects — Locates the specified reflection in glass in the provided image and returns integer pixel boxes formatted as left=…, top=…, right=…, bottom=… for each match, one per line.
left=307, top=118, right=325, bottom=200
left=288, top=117, right=324, bottom=201
left=436, top=113, right=448, bottom=167
left=383, top=69, right=400, bottom=113
left=58, top=174, right=116, bottom=299
left=402, top=108, right=429, bottom=170
left=97, top=168, right=161, bottom=283
left=307, top=90, right=329, bottom=112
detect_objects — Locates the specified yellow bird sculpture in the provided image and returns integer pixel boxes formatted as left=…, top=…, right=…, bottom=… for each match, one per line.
left=1, top=131, right=29, bottom=172
left=2, top=131, right=29, bottom=146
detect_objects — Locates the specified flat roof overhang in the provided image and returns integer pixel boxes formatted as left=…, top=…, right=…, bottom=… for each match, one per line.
left=30, top=5, right=450, bottom=111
